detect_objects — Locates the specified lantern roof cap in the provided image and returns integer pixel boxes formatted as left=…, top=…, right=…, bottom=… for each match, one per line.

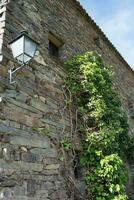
left=9, top=30, right=39, bottom=45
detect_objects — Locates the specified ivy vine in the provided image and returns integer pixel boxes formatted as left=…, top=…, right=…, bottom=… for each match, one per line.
left=65, top=52, right=130, bottom=200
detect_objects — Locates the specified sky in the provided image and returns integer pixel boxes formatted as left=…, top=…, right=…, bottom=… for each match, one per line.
left=79, top=0, right=134, bottom=69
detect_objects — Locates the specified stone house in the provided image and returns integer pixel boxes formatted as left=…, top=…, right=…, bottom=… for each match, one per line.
left=0, top=0, right=134, bottom=199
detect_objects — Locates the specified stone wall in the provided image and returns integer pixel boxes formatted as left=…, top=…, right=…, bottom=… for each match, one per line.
left=0, top=0, right=134, bottom=199
left=0, top=0, right=9, bottom=62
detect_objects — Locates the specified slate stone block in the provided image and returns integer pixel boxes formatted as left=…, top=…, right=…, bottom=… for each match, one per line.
left=27, top=179, right=36, bottom=197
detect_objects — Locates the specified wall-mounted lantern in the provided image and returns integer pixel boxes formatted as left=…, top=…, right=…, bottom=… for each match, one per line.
left=8, top=31, right=38, bottom=84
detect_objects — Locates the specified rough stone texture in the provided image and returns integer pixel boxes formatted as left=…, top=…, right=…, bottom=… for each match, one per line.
left=0, top=0, right=8, bottom=62
left=0, top=0, right=133, bottom=199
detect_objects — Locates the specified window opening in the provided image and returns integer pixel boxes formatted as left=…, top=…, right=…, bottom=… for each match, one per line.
left=48, top=32, right=62, bottom=58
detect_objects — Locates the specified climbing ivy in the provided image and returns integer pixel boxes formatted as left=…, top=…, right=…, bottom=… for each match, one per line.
left=60, top=136, right=72, bottom=151
left=65, top=52, right=129, bottom=200
left=32, top=127, right=51, bottom=137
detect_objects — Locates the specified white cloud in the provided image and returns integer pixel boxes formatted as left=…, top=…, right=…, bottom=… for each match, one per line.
left=97, top=6, right=134, bottom=68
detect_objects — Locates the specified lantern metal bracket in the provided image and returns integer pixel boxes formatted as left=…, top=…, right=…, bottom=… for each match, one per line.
left=8, top=63, right=25, bottom=84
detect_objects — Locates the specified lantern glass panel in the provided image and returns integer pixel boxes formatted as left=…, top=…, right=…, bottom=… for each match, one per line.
left=9, top=31, right=38, bottom=65
left=17, top=53, right=31, bottom=64
left=24, top=37, right=37, bottom=58
left=10, top=36, right=24, bottom=59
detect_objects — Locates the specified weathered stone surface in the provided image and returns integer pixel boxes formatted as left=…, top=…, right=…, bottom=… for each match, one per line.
left=0, top=0, right=134, bottom=199
left=30, top=148, right=57, bottom=158
left=42, top=169, right=59, bottom=175
left=2, top=147, right=11, bottom=160
left=21, top=152, right=42, bottom=163
left=3, top=106, right=40, bottom=127
left=0, top=188, right=13, bottom=199
left=27, top=179, right=36, bottom=197
left=44, top=164, right=60, bottom=170
left=0, top=159, right=43, bottom=172
left=5, top=97, right=43, bottom=115
left=10, top=135, right=50, bottom=149
left=20, top=146, right=28, bottom=152
left=0, top=124, right=30, bottom=136
left=0, top=179, right=17, bottom=187
left=30, top=98, right=58, bottom=115
left=40, top=181, right=54, bottom=190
